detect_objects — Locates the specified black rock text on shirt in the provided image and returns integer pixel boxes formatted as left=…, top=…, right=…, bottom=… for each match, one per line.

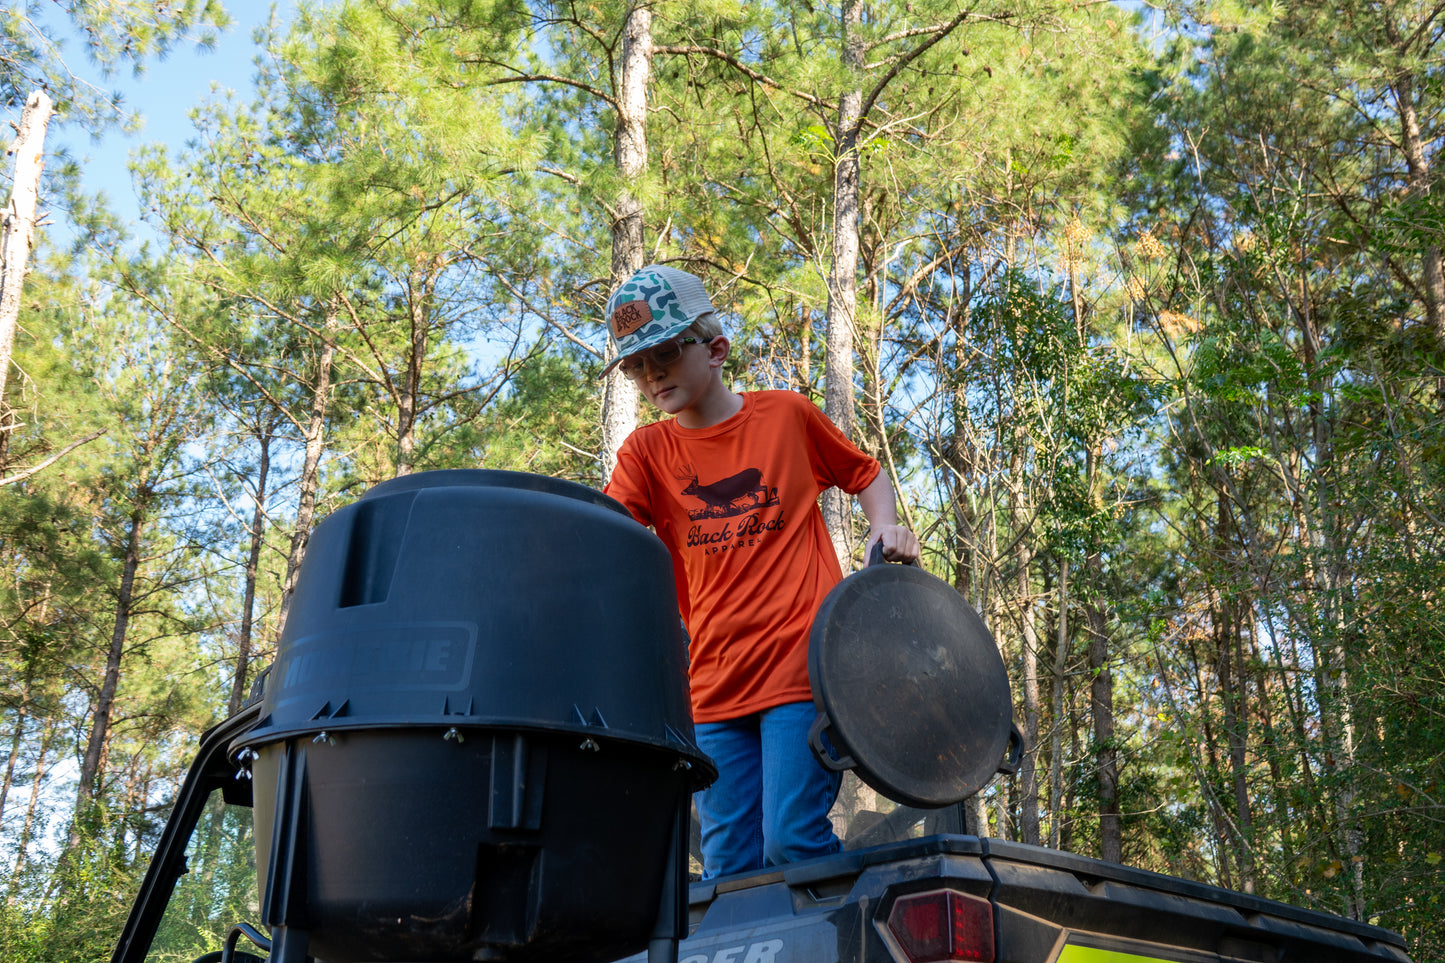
left=686, top=509, right=788, bottom=555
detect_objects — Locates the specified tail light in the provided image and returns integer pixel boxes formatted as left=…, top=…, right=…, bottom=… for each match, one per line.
left=884, top=888, right=995, bottom=963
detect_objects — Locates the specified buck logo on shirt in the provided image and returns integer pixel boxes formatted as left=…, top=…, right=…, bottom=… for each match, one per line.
left=673, top=463, right=781, bottom=520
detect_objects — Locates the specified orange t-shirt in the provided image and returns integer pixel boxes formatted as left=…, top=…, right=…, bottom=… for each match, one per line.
left=604, top=391, right=881, bottom=723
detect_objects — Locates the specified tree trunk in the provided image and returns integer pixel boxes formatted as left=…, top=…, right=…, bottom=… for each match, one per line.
left=821, top=0, right=865, bottom=566
left=1013, top=451, right=1041, bottom=846
left=76, top=505, right=147, bottom=809
left=1048, top=560, right=1069, bottom=850
left=1383, top=20, right=1445, bottom=346
left=1214, top=496, right=1256, bottom=892
left=859, top=194, right=887, bottom=456
left=1244, top=605, right=1296, bottom=879
left=600, top=1, right=652, bottom=482
left=8, top=717, right=52, bottom=889
left=1062, top=685, right=1083, bottom=853
left=1295, top=271, right=1366, bottom=918
left=1318, top=516, right=1366, bottom=919
left=2, top=589, right=45, bottom=830
left=1071, top=243, right=1121, bottom=864
left=278, top=306, right=338, bottom=635
left=396, top=264, right=435, bottom=478
left=1215, top=597, right=1255, bottom=889
left=1084, top=566, right=1120, bottom=864
left=965, top=794, right=989, bottom=837
left=0, top=90, right=53, bottom=412
left=0, top=695, right=27, bottom=828
left=1196, top=667, right=1235, bottom=891
left=229, top=423, right=273, bottom=717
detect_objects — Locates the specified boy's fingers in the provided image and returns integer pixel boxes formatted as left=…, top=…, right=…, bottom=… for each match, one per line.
left=875, top=525, right=920, bottom=563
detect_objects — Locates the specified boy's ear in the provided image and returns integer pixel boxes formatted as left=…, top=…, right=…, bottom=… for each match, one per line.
left=707, top=335, right=731, bottom=368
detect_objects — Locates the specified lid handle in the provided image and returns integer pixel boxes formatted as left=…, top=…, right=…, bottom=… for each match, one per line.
left=807, top=713, right=857, bottom=772
left=996, top=723, right=1024, bottom=775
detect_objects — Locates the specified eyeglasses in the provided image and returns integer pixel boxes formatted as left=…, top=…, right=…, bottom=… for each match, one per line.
left=618, top=337, right=713, bottom=379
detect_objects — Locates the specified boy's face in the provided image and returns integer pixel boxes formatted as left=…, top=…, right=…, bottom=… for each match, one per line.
left=627, top=336, right=727, bottom=416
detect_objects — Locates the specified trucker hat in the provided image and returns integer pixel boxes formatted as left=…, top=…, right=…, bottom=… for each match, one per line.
left=601, top=265, right=716, bottom=376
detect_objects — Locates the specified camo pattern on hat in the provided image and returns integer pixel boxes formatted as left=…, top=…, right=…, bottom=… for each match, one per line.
left=601, top=265, right=716, bottom=376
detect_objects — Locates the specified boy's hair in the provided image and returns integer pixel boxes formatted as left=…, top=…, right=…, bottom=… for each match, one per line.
left=686, top=312, right=724, bottom=341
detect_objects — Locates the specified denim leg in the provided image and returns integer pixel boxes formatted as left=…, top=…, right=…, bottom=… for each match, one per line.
left=693, top=716, right=764, bottom=879
left=759, top=701, right=842, bottom=867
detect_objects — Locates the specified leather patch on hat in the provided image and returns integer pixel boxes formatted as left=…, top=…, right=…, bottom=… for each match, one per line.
left=611, top=299, right=651, bottom=337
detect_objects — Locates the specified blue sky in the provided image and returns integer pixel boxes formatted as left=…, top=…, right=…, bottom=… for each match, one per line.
left=45, top=2, right=298, bottom=233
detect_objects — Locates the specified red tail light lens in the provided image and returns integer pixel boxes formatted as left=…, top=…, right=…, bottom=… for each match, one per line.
left=885, top=889, right=995, bottom=963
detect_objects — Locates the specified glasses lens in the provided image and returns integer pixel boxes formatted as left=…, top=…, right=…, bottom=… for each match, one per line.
left=619, top=338, right=690, bottom=379
left=650, top=340, right=683, bottom=366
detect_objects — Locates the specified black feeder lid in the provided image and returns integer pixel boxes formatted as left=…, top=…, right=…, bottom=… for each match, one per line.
left=808, top=560, right=1014, bottom=809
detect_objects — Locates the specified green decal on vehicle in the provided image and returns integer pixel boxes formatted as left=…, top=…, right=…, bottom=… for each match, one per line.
left=1056, top=946, right=1181, bottom=963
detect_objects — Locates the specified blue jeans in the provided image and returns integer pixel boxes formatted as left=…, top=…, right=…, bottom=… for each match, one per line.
left=693, top=701, right=843, bottom=879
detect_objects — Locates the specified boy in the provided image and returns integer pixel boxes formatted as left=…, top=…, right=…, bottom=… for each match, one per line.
left=602, top=264, right=919, bottom=879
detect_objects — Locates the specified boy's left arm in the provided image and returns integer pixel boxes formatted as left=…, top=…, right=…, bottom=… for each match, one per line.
left=856, top=470, right=920, bottom=563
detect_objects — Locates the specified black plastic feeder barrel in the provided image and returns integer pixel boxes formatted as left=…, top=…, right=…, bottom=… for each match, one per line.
left=234, top=470, right=715, bottom=963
